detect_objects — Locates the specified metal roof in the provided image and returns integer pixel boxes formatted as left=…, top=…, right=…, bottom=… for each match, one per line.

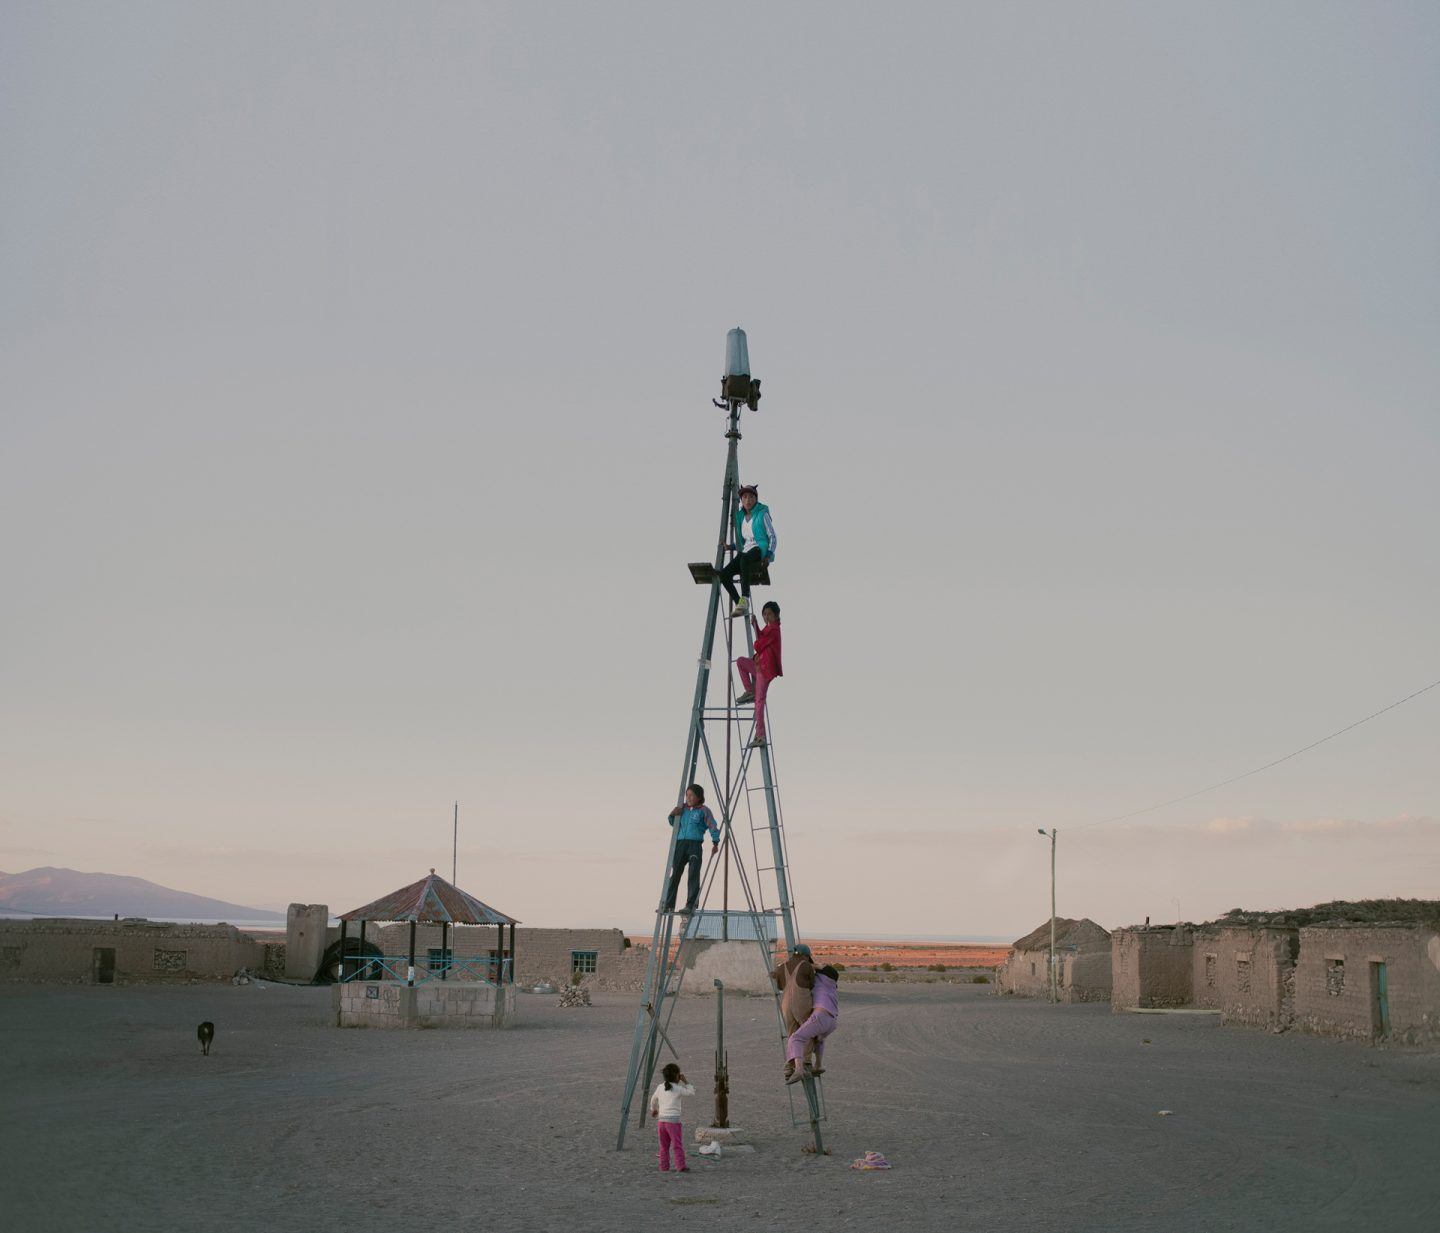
left=339, top=870, right=519, bottom=926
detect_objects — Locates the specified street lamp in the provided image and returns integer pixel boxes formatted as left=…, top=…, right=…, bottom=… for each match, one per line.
left=1037, top=828, right=1057, bottom=1002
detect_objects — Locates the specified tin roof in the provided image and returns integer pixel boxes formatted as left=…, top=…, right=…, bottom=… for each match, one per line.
left=339, top=870, right=519, bottom=926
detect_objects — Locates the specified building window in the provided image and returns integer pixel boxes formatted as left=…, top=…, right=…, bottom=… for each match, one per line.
left=1030, top=961, right=1036, bottom=976
left=427, top=948, right=453, bottom=972
left=1204, top=954, right=1217, bottom=988
left=572, top=950, right=598, bottom=975
left=1326, top=958, right=1345, bottom=997
left=1235, top=958, right=1251, bottom=994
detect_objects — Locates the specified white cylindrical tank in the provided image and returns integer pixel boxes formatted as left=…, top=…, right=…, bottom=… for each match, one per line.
left=724, top=327, right=750, bottom=379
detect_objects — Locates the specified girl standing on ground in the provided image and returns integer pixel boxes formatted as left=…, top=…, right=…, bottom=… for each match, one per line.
left=650, top=1062, right=695, bottom=1172
left=736, top=601, right=782, bottom=748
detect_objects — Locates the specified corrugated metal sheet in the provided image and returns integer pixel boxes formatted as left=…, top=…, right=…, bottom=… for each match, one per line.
left=339, top=870, right=519, bottom=925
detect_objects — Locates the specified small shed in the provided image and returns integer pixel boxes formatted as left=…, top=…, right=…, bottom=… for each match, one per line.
left=998, top=918, right=1112, bottom=1002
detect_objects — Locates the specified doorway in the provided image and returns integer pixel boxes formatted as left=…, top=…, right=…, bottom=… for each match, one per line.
left=93, top=948, right=116, bottom=984
left=1369, top=961, right=1390, bottom=1037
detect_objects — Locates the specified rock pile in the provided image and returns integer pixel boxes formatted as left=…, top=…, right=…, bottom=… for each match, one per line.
left=557, top=984, right=592, bottom=1008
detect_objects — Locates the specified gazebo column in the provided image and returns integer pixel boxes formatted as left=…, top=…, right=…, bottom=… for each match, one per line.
left=508, top=921, right=516, bottom=984
left=337, top=919, right=348, bottom=981
left=440, top=921, right=449, bottom=981
left=407, top=920, right=417, bottom=987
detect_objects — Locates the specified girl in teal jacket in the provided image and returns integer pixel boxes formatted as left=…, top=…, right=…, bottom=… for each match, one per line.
left=720, top=484, right=777, bottom=617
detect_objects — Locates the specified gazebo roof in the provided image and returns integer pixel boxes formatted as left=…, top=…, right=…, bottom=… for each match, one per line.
left=339, top=870, right=519, bottom=926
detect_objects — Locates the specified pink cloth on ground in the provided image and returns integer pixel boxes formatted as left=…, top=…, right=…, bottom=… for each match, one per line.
left=657, top=1121, right=686, bottom=1171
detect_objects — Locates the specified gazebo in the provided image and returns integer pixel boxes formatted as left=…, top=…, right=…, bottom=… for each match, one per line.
left=336, top=869, right=519, bottom=987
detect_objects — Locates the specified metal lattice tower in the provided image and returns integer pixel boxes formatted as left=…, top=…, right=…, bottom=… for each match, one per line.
left=615, top=336, right=825, bottom=1153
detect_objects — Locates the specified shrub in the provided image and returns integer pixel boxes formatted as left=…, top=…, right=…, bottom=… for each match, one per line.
left=878, top=961, right=893, bottom=972
left=971, top=974, right=990, bottom=984
left=927, top=963, right=947, bottom=972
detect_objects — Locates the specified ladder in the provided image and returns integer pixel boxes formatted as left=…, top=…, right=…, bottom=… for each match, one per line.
left=615, top=398, right=825, bottom=1153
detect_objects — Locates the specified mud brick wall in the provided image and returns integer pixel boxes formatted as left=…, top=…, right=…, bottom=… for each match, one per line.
left=1293, top=924, right=1440, bottom=1044
left=0, top=918, right=257, bottom=984
left=1063, top=950, right=1113, bottom=1003
left=1208, top=926, right=1299, bottom=1030
left=997, top=949, right=1052, bottom=998
left=1112, top=928, right=1195, bottom=1010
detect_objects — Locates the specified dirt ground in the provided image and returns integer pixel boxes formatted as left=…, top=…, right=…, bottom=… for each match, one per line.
left=2, top=981, right=1437, bottom=1233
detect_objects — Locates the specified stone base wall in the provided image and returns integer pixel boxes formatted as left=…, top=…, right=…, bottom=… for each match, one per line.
left=1293, top=924, right=1440, bottom=1044
left=335, top=980, right=516, bottom=1028
left=0, top=918, right=262, bottom=984
left=677, top=940, right=776, bottom=994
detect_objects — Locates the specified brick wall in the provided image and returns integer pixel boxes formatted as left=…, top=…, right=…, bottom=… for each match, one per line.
left=1292, top=924, right=1440, bottom=1044
left=0, top=918, right=261, bottom=984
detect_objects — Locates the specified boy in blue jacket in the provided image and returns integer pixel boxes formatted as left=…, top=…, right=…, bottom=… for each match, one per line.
left=663, top=784, right=721, bottom=913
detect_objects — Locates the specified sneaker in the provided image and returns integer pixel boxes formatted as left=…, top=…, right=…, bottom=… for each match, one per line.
left=735, top=690, right=755, bottom=705
left=784, top=1066, right=804, bottom=1085
left=749, top=736, right=767, bottom=749
left=730, top=599, right=750, bottom=617
left=678, top=1166, right=690, bottom=1172
left=811, top=1066, right=826, bottom=1076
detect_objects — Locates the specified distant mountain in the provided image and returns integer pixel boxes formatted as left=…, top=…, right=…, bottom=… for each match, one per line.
left=0, top=867, right=284, bottom=921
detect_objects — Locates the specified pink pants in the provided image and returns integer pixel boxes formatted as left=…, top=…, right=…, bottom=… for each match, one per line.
left=736, top=658, right=774, bottom=740
left=786, top=1008, right=835, bottom=1065
left=657, top=1121, right=686, bottom=1171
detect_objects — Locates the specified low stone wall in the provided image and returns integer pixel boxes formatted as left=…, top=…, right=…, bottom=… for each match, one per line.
left=334, top=980, right=516, bottom=1028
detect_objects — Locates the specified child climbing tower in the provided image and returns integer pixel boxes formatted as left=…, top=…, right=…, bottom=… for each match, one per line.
left=614, top=329, right=825, bottom=1153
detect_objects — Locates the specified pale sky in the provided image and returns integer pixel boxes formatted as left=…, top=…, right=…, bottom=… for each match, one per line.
left=2, top=3, right=1436, bottom=939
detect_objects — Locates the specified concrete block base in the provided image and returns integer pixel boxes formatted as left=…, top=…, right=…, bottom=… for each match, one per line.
left=335, top=981, right=516, bottom=1028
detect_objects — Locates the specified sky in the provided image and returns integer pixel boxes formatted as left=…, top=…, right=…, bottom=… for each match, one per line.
left=1, top=3, right=1436, bottom=939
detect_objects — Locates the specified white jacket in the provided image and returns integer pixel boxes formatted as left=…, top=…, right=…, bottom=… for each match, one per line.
left=650, top=1081, right=695, bottom=1122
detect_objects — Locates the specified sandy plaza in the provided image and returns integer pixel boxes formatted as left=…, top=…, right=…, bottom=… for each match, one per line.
left=3, top=979, right=1438, bottom=1233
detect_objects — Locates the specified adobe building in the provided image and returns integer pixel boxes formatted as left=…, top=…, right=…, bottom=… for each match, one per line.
left=997, top=918, right=1112, bottom=1003
left=1292, top=922, right=1440, bottom=1044
left=1111, top=925, right=1200, bottom=1011
left=363, top=920, right=649, bottom=990
left=1196, top=925, right=1300, bottom=1030
left=0, top=917, right=273, bottom=984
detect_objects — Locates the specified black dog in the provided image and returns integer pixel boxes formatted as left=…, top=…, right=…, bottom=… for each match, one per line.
left=197, top=1021, right=215, bottom=1056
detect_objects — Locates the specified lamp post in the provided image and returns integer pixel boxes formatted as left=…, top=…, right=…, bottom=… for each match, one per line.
left=1037, top=828, right=1057, bottom=1002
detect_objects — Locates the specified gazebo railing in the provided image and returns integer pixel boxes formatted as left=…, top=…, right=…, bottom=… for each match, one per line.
left=340, top=954, right=512, bottom=985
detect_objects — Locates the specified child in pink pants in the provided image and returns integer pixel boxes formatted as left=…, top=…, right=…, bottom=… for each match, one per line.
left=735, top=601, right=782, bottom=747
left=649, top=1062, right=694, bottom=1172
left=785, top=965, right=839, bottom=1083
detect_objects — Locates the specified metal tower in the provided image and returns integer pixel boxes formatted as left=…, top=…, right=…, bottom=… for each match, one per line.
left=615, top=330, right=825, bottom=1153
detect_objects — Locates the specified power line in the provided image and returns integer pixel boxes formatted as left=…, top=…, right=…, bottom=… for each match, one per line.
left=1073, top=675, right=1440, bottom=831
